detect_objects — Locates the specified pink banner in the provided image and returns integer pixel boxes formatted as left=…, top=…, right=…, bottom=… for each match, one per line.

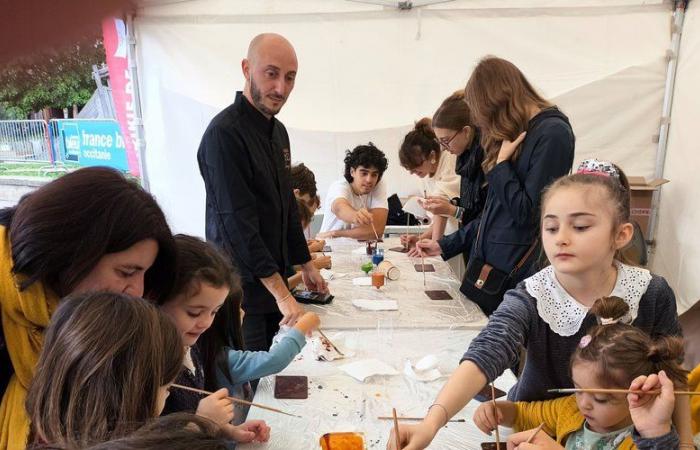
left=102, top=17, right=140, bottom=177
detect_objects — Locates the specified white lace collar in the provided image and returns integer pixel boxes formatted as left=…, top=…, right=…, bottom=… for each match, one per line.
left=183, top=346, right=196, bottom=374
left=525, top=262, right=651, bottom=337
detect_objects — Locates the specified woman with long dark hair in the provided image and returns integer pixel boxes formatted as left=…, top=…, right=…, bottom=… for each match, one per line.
left=0, top=167, right=175, bottom=450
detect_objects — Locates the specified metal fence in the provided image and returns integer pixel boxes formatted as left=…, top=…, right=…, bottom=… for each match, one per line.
left=0, top=120, right=53, bottom=163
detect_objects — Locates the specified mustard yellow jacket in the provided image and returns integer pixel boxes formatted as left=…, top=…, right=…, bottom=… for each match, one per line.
left=514, top=394, right=636, bottom=450
left=689, top=364, right=700, bottom=434
left=0, top=226, right=58, bottom=450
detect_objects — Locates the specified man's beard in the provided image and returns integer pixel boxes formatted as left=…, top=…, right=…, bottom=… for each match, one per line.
left=250, top=76, right=284, bottom=116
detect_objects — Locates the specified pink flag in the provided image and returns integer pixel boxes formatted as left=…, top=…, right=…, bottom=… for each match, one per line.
left=102, top=17, right=140, bottom=177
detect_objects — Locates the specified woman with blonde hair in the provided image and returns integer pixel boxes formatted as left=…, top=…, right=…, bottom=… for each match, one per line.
left=416, top=56, right=575, bottom=315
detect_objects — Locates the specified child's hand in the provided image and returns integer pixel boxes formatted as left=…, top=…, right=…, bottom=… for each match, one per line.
left=314, top=254, right=332, bottom=270
left=627, top=370, right=675, bottom=438
left=506, top=428, right=562, bottom=450
left=386, top=422, right=437, bottom=450
left=223, top=420, right=271, bottom=443
left=294, top=311, right=321, bottom=336
left=473, top=401, right=504, bottom=435
left=307, top=239, right=325, bottom=253
left=195, top=388, right=233, bottom=426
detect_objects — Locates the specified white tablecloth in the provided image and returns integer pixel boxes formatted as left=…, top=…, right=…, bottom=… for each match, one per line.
left=240, top=328, right=515, bottom=450
left=302, top=237, right=485, bottom=329
left=239, top=238, right=507, bottom=449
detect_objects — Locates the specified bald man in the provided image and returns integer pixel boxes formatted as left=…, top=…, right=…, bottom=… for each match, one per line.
left=197, top=33, right=327, bottom=352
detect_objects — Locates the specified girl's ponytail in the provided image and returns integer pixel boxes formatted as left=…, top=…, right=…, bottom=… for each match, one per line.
left=647, top=336, right=688, bottom=388
left=399, top=117, right=440, bottom=170
left=572, top=296, right=688, bottom=389
left=588, top=296, right=629, bottom=324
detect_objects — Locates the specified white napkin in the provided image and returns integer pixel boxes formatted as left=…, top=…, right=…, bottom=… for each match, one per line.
left=352, top=247, right=368, bottom=255
left=308, top=335, right=346, bottom=361
left=352, top=299, right=398, bottom=311
left=339, top=359, right=398, bottom=382
left=352, top=277, right=372, bottom=286
left=403, top=354, right=444, bottom=382
left=403, top=196, right=428, bottom=219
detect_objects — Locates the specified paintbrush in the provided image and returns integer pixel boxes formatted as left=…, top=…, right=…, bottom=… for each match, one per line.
left=392, top=407, right=401, bottom=450
left=404, top=213, right=410, bottom=249
left=171, top=384, right=302, bottom=418
left=378, top=416, right=465, bottom=423
left=361, top=196, right=380, bottom=243
left=371, top=221, right=380, bottom=242
left=548, top=388, right=700, bottom=396
left=317, top=328, right=344, bottom=356
left=491, top=384, right=501, bottom=448
left=421, top=190, right=428, bottom=286
left=525, top=422, right=546, bottom=444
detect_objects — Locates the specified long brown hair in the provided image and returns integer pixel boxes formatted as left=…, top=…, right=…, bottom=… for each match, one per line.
left=464, top=56, right=552, bottom=172
left=162, top=235, right=244, bottom=391
left=0, top=167, right=175, bottom=300
left=399, top=117, right=440, bottom=170
left=29, top=414, right=228, bottom=450
left=82, top=413, right=229, bottom=450
left=26, top=292, right=184, bottom=447
left=572, top=296, right=688, bottom=389
left=541, top=165, right=632, bottom=264
left=432, top=90, right=472, bottom=131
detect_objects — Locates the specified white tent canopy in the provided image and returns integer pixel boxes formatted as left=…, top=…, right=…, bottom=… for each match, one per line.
left=133, top=0, right=700, bottom=311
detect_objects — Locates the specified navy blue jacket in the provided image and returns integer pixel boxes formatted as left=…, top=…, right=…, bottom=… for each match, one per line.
left=439, top=107, right=575, bottom=284
left=454, top=131, right=487, bottom=227
left=198, top=93, right=311, bottom=314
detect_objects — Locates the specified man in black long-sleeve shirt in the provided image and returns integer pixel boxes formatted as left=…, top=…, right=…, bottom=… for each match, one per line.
left=197, top=33, right=327, bottom=351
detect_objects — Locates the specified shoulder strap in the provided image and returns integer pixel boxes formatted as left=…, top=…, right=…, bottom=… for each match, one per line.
left=509, top=239, right=539, bottom=277
left=473, top=191, right=489, bottom=254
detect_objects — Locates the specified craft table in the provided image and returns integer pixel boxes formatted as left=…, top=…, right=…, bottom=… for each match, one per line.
left=303, top=237, right=486, bottom=330
left=240, top=328, right=515, bottom=450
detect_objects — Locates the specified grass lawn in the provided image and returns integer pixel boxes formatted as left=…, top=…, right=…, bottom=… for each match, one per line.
left=0, top=161, right=81, bottom=179
left=0, top=161, right=140, bottom=185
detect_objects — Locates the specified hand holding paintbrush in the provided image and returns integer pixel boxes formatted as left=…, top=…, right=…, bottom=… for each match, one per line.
left=392, top=407, right=402, bottom=450
left=171, top=384, right=301, bottom=418
left=491, top=384, right=501, bottom=448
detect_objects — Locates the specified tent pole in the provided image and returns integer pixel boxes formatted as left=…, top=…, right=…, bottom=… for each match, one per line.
left=126, top=13, right=150, bottom=191
left=647, top=0, right=686, bottom=247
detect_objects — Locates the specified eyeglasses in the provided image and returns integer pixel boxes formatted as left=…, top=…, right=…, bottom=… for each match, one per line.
left=437, top=130, right=460, bottom=150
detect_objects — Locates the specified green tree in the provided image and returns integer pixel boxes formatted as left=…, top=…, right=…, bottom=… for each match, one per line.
left=0, top=40, right=105, bottom=119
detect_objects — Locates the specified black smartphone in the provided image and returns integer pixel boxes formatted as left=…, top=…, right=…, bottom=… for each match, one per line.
left=293, top=290, right=334, bottom=305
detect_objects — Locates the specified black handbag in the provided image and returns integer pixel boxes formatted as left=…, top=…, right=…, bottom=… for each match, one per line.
left=461, top=203, right=538, bottom=315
